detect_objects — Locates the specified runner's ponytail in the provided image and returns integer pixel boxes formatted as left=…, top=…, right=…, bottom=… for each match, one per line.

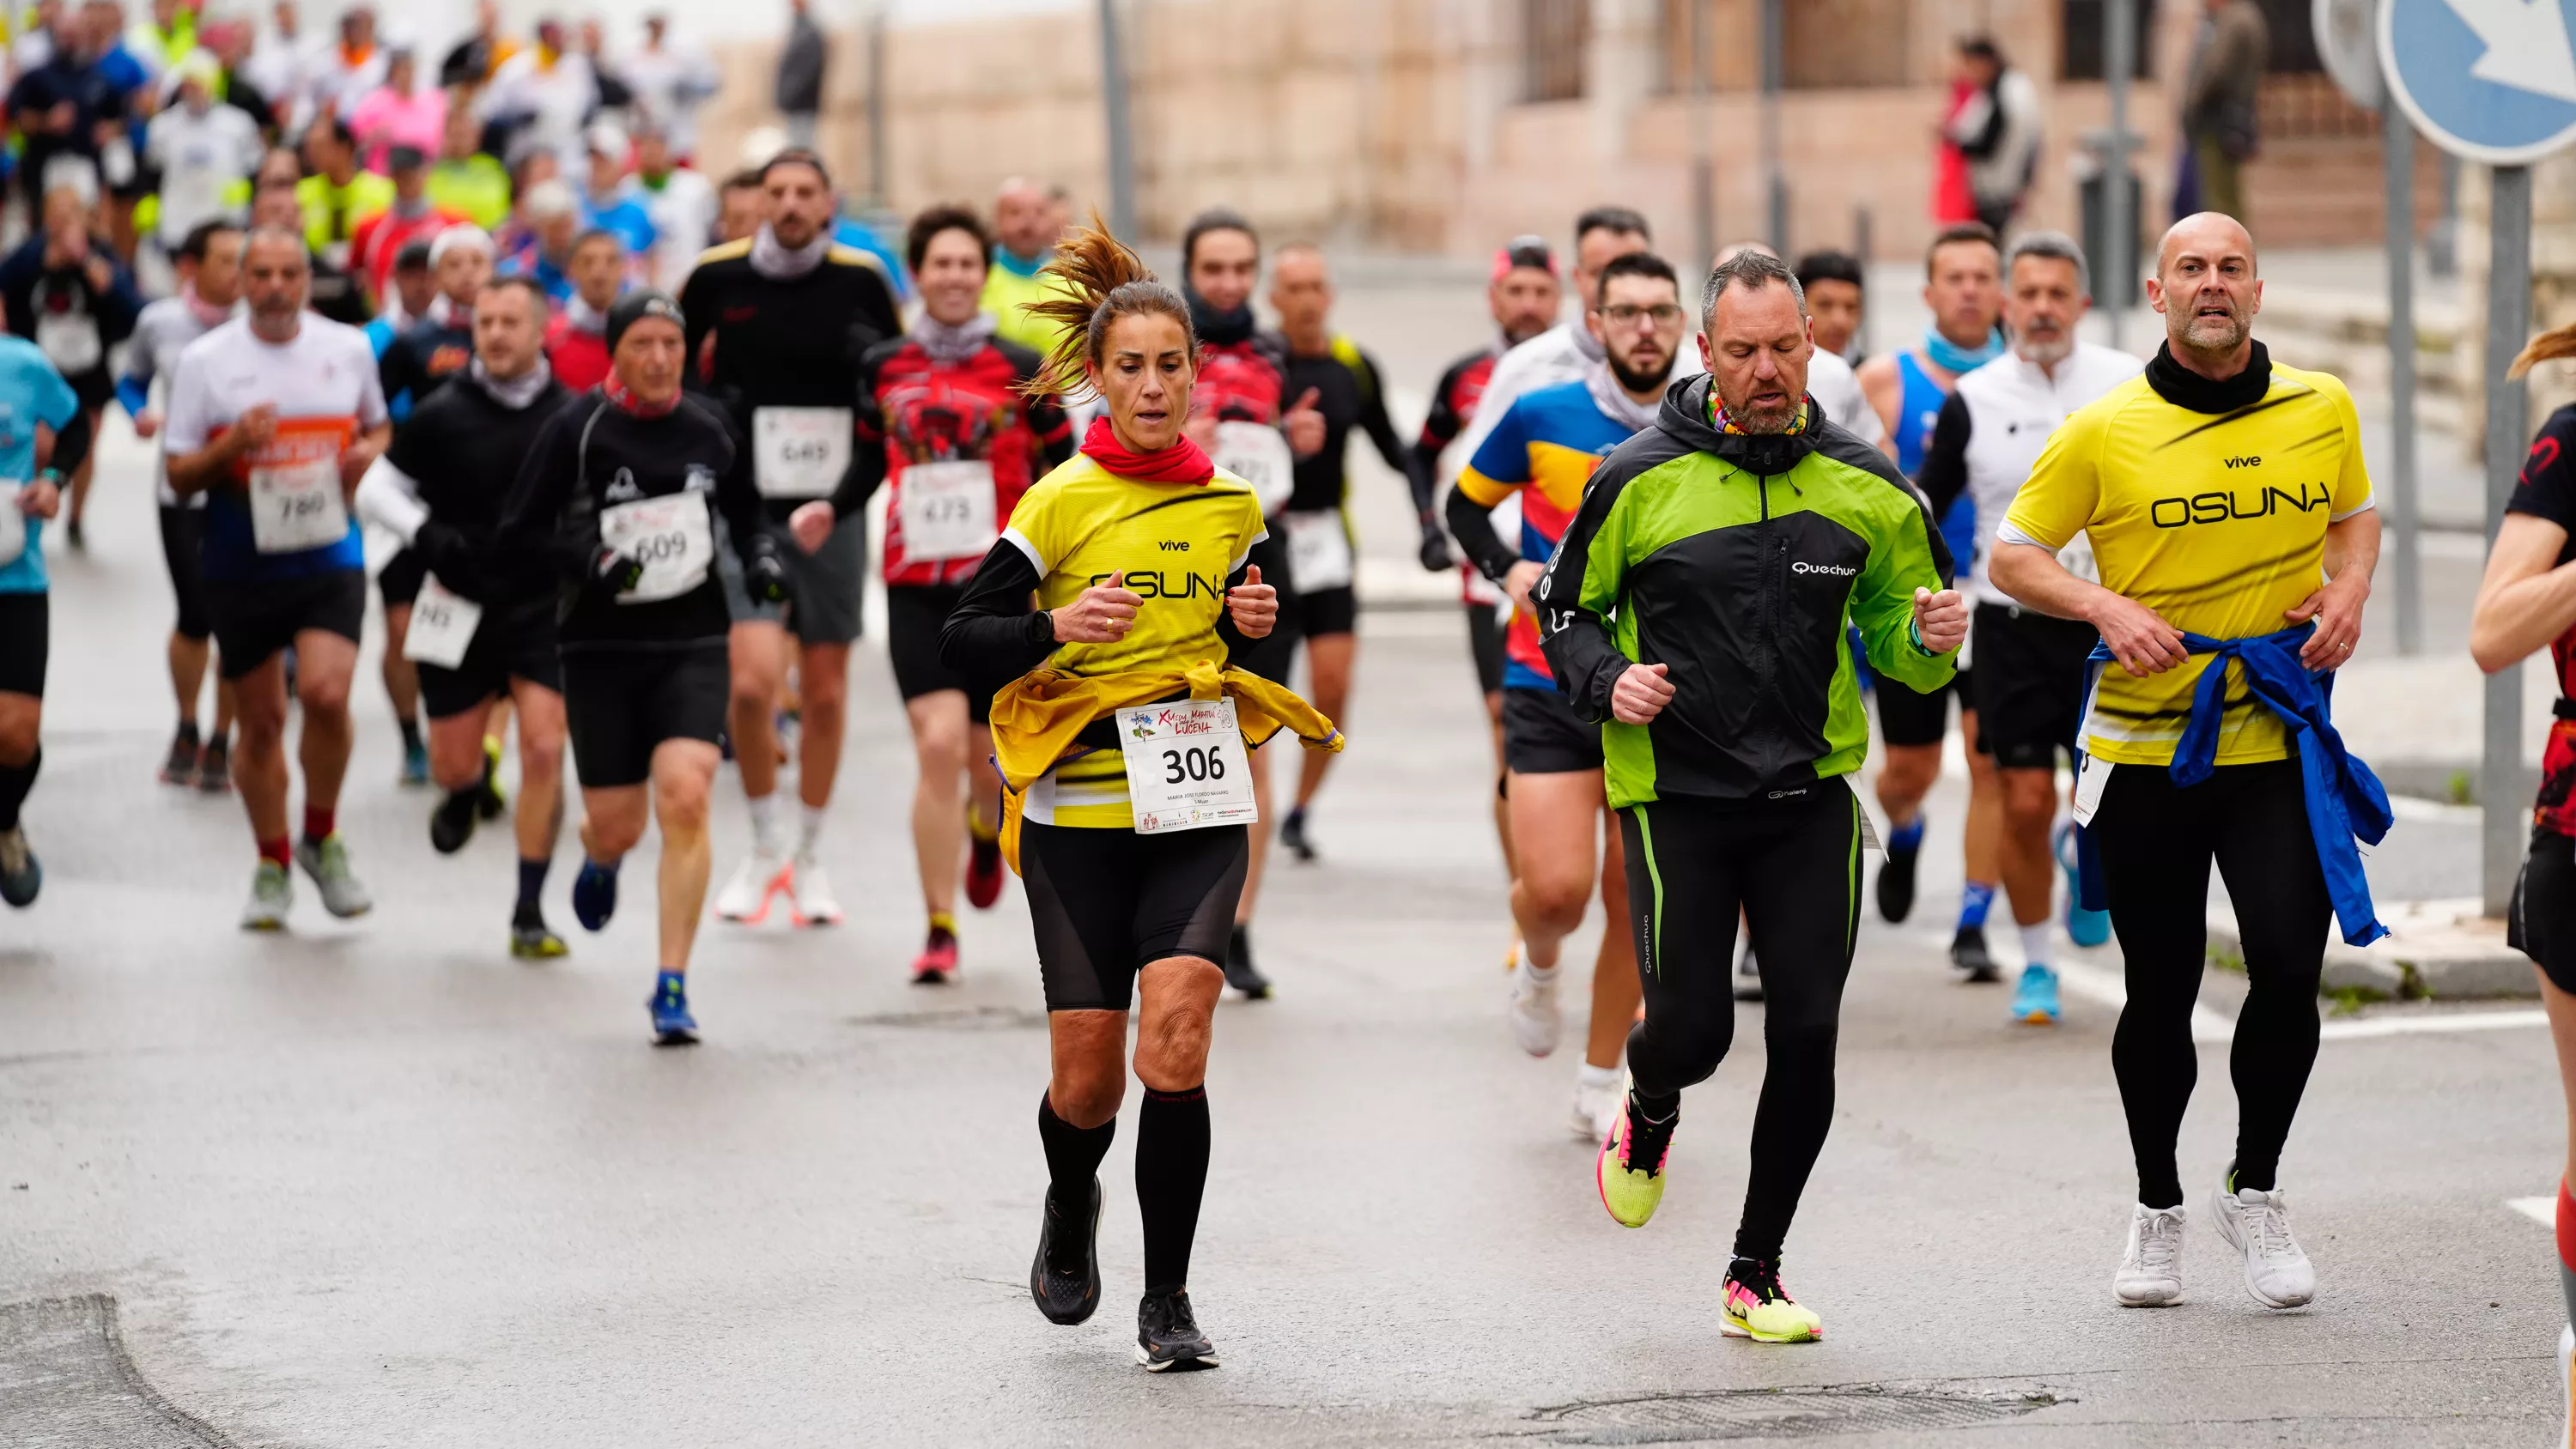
left=1018, top=210, right=1197, bottom=402
left=2511, top=323, right=2576, bottom=379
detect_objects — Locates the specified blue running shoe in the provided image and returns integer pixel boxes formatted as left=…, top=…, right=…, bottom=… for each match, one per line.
left=2057, top=822, right=2111, bottom=949
left=2011, top=964, right=2062, bottom=1025
left=649, top=971, right=698, bottom=1045
left=573, top=858, right=619, bottom=932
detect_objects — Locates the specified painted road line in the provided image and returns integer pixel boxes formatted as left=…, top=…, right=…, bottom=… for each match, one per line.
left=2512, top=1197, right=2554, bottom=1228
left=2318, top=1009, right=2549, bottom=1040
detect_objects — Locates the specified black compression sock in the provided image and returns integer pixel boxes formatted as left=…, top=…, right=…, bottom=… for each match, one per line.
left=1136, top=1085, right=1211, bottom=1294
left=1629, top=1087, right=1680, bottom=1123
left=0, top=747, right=39, bottom=832
left=1037, top=1089, right=1115, bottom=1216
left=398, top=716, right=422, bottom=753
left=516, top=857, right=550, bottom=913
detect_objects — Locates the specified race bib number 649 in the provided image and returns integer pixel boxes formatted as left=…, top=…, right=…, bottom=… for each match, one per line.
left=1118, top=697, right=1257, bottom=834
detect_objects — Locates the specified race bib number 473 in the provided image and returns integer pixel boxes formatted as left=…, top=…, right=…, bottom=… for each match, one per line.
left=1117, top=696, right=1257, bottom=835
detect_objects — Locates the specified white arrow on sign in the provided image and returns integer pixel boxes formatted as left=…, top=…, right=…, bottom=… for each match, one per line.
left=2442, top=0, right=2576, bottom=102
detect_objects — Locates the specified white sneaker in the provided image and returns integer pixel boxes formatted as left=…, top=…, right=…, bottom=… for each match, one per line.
left=1571, top=1071, right=1620, bottom=1141
left=1507, top=961, right=1561, bottom=1057
left=2209, top=1178, right=2316, bottom=1309
left=714, top=848, right=792, bottom=924
left=2112, top=1203, right=2186, bottom=1307
left=787, top=854, right=843, bottom=926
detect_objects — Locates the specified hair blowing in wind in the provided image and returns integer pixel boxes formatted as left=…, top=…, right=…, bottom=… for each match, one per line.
left=1016, top=210, right=1199, bottom=402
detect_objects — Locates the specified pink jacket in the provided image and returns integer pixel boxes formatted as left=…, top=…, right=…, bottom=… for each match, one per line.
left=348, top=86, right=448, bottom=173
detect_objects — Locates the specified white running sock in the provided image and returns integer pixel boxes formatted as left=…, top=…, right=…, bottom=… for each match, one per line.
left=1521, top=961, right=1559, bottom=985
left=798, top=803, right=828, bottom=859
left=1577, top=1061, right=1622, bottom=1092
left=746, top=793, right=782, bottom=856
left=2020, top=921, right=2052, bottom=972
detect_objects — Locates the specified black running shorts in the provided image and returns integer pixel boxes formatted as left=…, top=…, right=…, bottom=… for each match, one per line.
left=561, top=641, right=729, bottom=789
left=1297, top=584, right=1358, bottom=640
left=417, top=597, right=562, bottom=722
left=206, top=569, right=365, bottom=680
left=0, top=591, right=46, bottom=698
left=378, top=547, right=428, bottom=609
left=1020, top=820, right=1249, bottom=1011
left=1970, top=602, right=2099, bottom=770
left=884, top=581, right=986, bottom=723
left=2513, top=829, right=2576, bottom=997
left=158, top=504, right=210, bottom=641
left=1503, top=684, right=1602, bottom=775
left=1466, top=600, right=1504, bottom=696
left=1875, top=667, right=1971, bottom=748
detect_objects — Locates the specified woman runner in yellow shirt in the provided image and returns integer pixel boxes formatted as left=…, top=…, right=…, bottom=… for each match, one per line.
left=939, top=219, right=1339, bottom=1373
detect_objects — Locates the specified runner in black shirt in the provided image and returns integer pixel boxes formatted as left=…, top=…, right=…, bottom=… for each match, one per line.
left=1267, top=243, right=1406, bottom=863
left=359, top=276, right=576, bottom=958
left=676, top=148, right=901, bottom=929
left=495, top=289, right=788, bottom=1044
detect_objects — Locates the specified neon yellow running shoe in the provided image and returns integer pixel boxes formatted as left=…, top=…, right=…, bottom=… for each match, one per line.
left=1721, top=1259, right=1822, bottom=1343
left=1595, top=1087, right=1675, bottom=1228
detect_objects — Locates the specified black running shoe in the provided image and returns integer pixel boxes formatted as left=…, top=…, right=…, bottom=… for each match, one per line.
left=1223, top=925, right=1271, bottom=999
left=1135, top=1289, right=1218, bottom=1371
left=1030, top=1176, right=1103, bottom=1325
left=1875, top=839, right=1919, bottom=923
left=1279, top=807, right=1315, bottom=863
left=428, top=787, right=480, bottom=855
left=1950, top=925, right=1999, bottom=982
left=195, top=737, right=232, bottom=794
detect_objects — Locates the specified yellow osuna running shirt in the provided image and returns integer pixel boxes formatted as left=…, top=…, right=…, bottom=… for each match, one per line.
left=1000, top=452, right=1268, bottom=827
left=1999, top=359, right=2374, bottom=767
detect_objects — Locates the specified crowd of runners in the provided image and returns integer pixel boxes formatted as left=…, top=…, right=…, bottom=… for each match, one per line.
left=9, top=11, right=2576, bottom=1404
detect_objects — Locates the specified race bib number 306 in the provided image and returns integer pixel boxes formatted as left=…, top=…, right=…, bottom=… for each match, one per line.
left=1118, top=697, right=1257, bottom=835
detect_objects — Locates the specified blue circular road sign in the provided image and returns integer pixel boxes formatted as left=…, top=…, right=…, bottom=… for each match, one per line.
left=2381, top=0, right=2576, bottom=164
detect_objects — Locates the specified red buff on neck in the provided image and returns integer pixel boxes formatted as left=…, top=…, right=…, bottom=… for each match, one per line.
left=1078, top=415, right=1213, bottom=485
left=605, top=373, right=677, bottom=419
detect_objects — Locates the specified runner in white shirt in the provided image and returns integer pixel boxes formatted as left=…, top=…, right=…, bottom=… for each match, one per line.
left=629, top=123, right=714, bottom=293
left=617, top=15, right=718, bottom=160
left=1912, top=232, right=2141, bottom=1026
left=144, top=56, right=263, bottom=255
left=162, top=227, right=392, bottom=931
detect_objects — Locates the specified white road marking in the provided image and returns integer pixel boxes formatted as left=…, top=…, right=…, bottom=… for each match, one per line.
left=2511, top=1196, right=2555, bottom=1228
left=2318, top=1009, right=2549, bottom=1040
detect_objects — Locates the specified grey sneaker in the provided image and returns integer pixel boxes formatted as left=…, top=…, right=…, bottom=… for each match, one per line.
left=293, top=835, right=373, bottom=919
left=240, top=860, right=291, bottom=931
left=0, top=824, right=39, bottom=907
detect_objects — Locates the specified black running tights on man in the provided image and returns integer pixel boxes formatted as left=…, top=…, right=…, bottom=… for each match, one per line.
left=1617, top=779, right=1862, bottom=1264
left=2094, top=758, right=2330, bottom=1210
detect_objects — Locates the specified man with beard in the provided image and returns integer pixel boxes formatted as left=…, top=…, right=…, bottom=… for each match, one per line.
left=1913, top=233, right=2137, bottom=1025
left=1544, top=247, right=1965, bottom=1344
left=1447, top=251, right=1679, bottom=1140
left=1991, top=213, right=2383, bottom=1314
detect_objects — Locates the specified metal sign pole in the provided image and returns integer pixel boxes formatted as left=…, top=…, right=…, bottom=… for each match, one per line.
left=1098, top=0, right=1138, bottom=240
left=2482, top=164, right=2531, bottom=915
left=2385, top=99, right=2421, bottom=655
left=1760, top=0, right=1785, bottom=254
left=2105, top=0, right=2135, bottom=349
left=1690, top=0, right=1713, bottom=273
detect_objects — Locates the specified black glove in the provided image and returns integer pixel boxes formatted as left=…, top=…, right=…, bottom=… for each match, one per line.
left=588, top=546, right=644, bottom=597
left=1417, top=516, right=1455, bottom=573
left=411, top=519, right=471, bottom=584
left=744, top=534, right=792, bottom=605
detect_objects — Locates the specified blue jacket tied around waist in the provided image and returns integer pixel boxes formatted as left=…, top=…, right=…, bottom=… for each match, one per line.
left=2077, top=625, right=2391, bottom=948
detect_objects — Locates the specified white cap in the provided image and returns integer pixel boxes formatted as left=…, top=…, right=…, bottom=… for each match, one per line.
left=585, top=122, right=629, bottom=160
left=428, top=224, right=494, bottom=265
left=522, top=179, right=579, bottom=221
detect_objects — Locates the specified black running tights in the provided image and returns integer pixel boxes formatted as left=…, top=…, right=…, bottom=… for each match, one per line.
left=2093, top=758, right=2330, bottom=1210
left=1618, top=779, right=1862, bottom=1264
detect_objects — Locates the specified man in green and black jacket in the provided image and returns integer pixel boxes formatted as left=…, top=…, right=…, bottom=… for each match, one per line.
left=1540, top=247, right=1968, bottom=1344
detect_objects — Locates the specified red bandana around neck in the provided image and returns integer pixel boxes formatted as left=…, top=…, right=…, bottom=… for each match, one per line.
left=1079, top=415, right=1213, bottom=485
left=605, top=373, right=677, bottom=419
